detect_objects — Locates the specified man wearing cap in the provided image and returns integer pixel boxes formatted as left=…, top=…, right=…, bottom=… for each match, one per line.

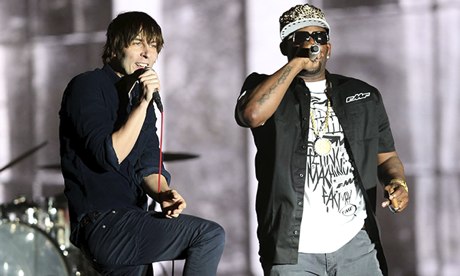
left=235, top=4, right=409, bottom=276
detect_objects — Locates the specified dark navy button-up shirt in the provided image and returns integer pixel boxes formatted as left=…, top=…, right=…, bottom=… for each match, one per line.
left=59, top=64, right=170, bottom=245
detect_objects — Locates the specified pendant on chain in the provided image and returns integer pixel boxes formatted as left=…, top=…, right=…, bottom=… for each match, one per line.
left=314, top=138, right=332, bottom=156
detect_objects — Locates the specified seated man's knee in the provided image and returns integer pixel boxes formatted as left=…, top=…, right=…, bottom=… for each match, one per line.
left=209, top=221, right=226, bottom=248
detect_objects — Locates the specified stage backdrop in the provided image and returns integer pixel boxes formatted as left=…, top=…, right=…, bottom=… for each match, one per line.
left=0, top=0, right=459, bottom=275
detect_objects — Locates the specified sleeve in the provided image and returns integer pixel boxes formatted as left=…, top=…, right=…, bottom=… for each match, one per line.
left=234, top=72, right=269, bottom=127
left=135, top=106, right=171, bottom=184
left=375, top=91, right=396, bottom=153
left=62, top=72, right=120, bottom=171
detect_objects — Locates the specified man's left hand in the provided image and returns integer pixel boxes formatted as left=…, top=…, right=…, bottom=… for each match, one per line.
left=158, top=189, right=187, bottom=218
left=381, top=180, right=409, bottom=213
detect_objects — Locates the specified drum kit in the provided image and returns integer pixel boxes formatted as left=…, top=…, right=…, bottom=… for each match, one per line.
left=0, top=194, right=100, bottom=276
left=0, top=143, right=198, bottom=276
left=0, top=142, right=93, bottom=276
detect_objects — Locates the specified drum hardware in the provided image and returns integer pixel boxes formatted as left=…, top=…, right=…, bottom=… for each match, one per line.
left=1, top=196, right=48, bottom=227
left=45, top=196, right=70, bottom=249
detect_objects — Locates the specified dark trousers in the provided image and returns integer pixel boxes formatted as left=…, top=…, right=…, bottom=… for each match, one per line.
left=79, top=208, right=225, bottom=276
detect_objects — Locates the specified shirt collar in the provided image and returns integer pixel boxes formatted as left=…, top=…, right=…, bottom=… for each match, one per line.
left=102, top=64, right=122, bottom=84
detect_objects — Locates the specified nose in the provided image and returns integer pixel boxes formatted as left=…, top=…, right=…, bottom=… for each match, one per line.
left=302, top=35, right=315, bottom=47
left=140, top=44, right=149, bottom=58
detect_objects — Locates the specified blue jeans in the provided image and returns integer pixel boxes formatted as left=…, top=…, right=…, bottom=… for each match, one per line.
left=79, top=208, right=225, bottom=275
left=262, top=230, right=382, bottom=276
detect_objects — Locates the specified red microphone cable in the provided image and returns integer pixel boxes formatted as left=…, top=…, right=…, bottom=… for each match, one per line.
left=153, top=88, right=164, bottom=193
left=153, top=99, right=176, bottom=276
left=157, top=109, right=164, bottom=193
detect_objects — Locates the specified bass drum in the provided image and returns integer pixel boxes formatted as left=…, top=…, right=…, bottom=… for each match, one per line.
left=0, top=220, right=70, bottom=276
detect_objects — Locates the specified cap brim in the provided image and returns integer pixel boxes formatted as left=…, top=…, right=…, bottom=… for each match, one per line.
left=280, top=19, right=330, bottom=40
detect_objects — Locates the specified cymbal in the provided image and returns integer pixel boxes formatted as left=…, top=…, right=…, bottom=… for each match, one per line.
left=162, top=152, right=199, bottom=161
left=39, top=152, right=199, bottom=170
left=0, top=141, right=48, bottom=173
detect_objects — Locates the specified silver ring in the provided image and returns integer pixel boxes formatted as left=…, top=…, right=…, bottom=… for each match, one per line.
left=389, top=205, right=399, bottom=213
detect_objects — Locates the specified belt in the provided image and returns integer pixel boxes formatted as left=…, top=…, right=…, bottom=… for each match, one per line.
left=79, top=211, right=102, bottom=228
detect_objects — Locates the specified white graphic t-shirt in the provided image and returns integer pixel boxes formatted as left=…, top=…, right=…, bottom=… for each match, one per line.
left=298, top=80, right=367, bottom=253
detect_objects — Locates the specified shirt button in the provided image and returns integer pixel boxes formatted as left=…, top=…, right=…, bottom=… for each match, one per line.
left=303, top=117, right=308, bottom=121
left=301, top=145, right=307, bottom=149
left=299, top=173, right=304, bottom=178
left=102, top=225, right=106, bottom=229
left=112, top=210, right=116, bottom=214
left=294, top=230, right=299, bottom=235
left=298, top=201, right=303, bottom=206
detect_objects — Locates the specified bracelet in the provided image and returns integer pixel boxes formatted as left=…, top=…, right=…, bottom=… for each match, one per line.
left=390, top=178, right=408, bottom=193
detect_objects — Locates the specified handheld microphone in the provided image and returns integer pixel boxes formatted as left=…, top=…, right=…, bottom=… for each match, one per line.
left=294, top=44, right=321, bottom=61
left=152, top=89, right=163, bottom=112
left=132, top=68, right=164, bottom=112
left=308, top=44, right=320, bottom=61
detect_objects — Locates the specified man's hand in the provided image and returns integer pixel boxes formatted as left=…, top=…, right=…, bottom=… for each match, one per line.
left=138, top=67, right=161, bottom=103
left=157, top=189, right=187, bottom=218
left=381, top=179, right=409, bottom=213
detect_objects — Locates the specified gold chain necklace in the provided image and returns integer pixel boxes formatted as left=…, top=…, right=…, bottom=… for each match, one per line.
left=310, top=87, right=332, bottom=156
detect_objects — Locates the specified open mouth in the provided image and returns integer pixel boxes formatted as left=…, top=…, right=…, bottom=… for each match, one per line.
left=135, top=62, right=149, bottom=69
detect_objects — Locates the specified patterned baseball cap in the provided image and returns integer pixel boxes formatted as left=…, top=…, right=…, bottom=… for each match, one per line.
left=279, top=4, right=330, bottom=40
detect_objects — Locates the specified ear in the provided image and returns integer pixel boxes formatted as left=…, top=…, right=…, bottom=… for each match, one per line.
left=325, top=43, right=332, bottom=59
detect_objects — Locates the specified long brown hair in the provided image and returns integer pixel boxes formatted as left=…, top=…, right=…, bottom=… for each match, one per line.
left=102, top=11, right=164, bottom=64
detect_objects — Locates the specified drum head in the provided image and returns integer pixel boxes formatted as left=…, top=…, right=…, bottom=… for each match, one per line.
left=0, top=220, right=69, bottom=276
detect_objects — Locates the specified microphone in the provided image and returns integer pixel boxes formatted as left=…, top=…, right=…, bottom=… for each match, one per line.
left=308, top=44, right=320, bottom=61
left=133, top=67, right=164, bottom=112
left=152, top=89, right=163, bottom=112
left=294, top=43, right=321, bottom=61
